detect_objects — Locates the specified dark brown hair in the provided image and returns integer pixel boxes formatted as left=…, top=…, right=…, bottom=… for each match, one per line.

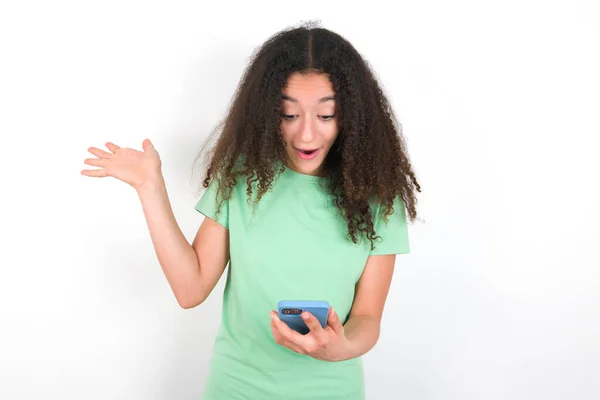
left=194, top=22, right=421, bottom=249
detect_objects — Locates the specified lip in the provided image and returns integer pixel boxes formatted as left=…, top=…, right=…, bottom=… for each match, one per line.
left=294, top=147, right=321, bottom=160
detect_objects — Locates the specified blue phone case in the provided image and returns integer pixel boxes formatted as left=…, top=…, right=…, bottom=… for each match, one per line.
left=277, top=300, right=330, bottom=335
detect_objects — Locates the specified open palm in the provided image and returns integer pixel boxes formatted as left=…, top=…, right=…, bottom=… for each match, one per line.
left=81, top=139, right=162, bottom=190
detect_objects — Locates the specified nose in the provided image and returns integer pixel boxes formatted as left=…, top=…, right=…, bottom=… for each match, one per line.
left=299, top=117, right=317, bottom=143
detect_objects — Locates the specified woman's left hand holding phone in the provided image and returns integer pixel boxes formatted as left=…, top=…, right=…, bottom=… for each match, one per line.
left=269, top=307, right=352, bottom=362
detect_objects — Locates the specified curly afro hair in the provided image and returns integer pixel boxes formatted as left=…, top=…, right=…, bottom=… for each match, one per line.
left=194, top=22, right=421, bottom=250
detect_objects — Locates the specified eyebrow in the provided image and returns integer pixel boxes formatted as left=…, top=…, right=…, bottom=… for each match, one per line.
left=281, top=95, right=336, bottom=104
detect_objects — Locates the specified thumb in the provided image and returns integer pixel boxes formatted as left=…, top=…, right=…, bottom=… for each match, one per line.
left=142, top=138, right=154, bottom=152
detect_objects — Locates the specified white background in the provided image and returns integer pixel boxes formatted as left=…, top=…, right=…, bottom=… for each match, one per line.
left=1, top=1, right=599, bottom=399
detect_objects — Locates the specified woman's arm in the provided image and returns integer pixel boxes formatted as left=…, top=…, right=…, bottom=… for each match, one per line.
left=82, top=140, right=230, bottom=309
left=269, top=254, right=396, bottom=362
left=342, top=254, right=396, bottom=359
left=138, top=176, right=230, bottom=309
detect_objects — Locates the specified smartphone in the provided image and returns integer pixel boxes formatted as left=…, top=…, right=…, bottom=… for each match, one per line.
left=277, top=300, right=330, bottom=335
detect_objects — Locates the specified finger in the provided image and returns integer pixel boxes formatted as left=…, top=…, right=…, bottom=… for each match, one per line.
left=83, top=158, right=108, bottom=168
left=302, top=312, right=325, bottom=338
left=327, top=307, right=344, bottom=334
left=80, top=168, right=108, bottom=177
left=142, top=138, right=154, bottom=151
left=105, top=142, right=120, bottom=153
left=271, top=320, right=283, bottom=342
left=270, top=311, right=307, bottom=347
left=271, top=327, right=305, bottom=354
left=270, top=315, right=305, bottom=353
left=87, top=147, right=112, bottom=159
left=270, top=323, right=292, bottom=348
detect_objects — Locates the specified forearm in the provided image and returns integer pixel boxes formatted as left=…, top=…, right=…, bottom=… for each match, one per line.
left=341, top=314, right=381, bottom=360
left=136, top=175, right=202, bottom=304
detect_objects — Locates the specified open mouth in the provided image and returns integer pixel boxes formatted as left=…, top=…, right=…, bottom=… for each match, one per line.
left=299, top=149, right=317, bottom=155
left=295, top=147, right=320, bottom=160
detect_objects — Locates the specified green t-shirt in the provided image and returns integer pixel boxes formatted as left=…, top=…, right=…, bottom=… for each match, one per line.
left=194, top=165, right=410, bottom=399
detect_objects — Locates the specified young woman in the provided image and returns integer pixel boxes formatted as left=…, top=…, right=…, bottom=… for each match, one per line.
left=81, top=24, right=420, bottom=400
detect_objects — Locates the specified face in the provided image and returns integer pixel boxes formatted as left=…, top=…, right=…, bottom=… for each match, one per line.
left=280, top=72, right=339, bottom=176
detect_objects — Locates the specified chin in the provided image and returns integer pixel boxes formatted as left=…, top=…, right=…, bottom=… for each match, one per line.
left=297, top=162, right=325, bottom=176
left=285, top=158, right=319, bottom=175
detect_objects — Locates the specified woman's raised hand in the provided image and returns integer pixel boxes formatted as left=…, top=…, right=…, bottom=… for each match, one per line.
left=81, top=139, right=162, bottom=191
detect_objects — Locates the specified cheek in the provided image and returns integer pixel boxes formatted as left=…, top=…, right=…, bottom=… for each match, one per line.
left=324, top=122, right=339, bottom=146
left=279, top=124, right=294, bottom=144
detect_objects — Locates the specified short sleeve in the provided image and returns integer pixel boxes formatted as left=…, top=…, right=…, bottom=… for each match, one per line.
left=194, top=179, right=229, bottom=229
left=369, top=196, right=410, bottom=255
